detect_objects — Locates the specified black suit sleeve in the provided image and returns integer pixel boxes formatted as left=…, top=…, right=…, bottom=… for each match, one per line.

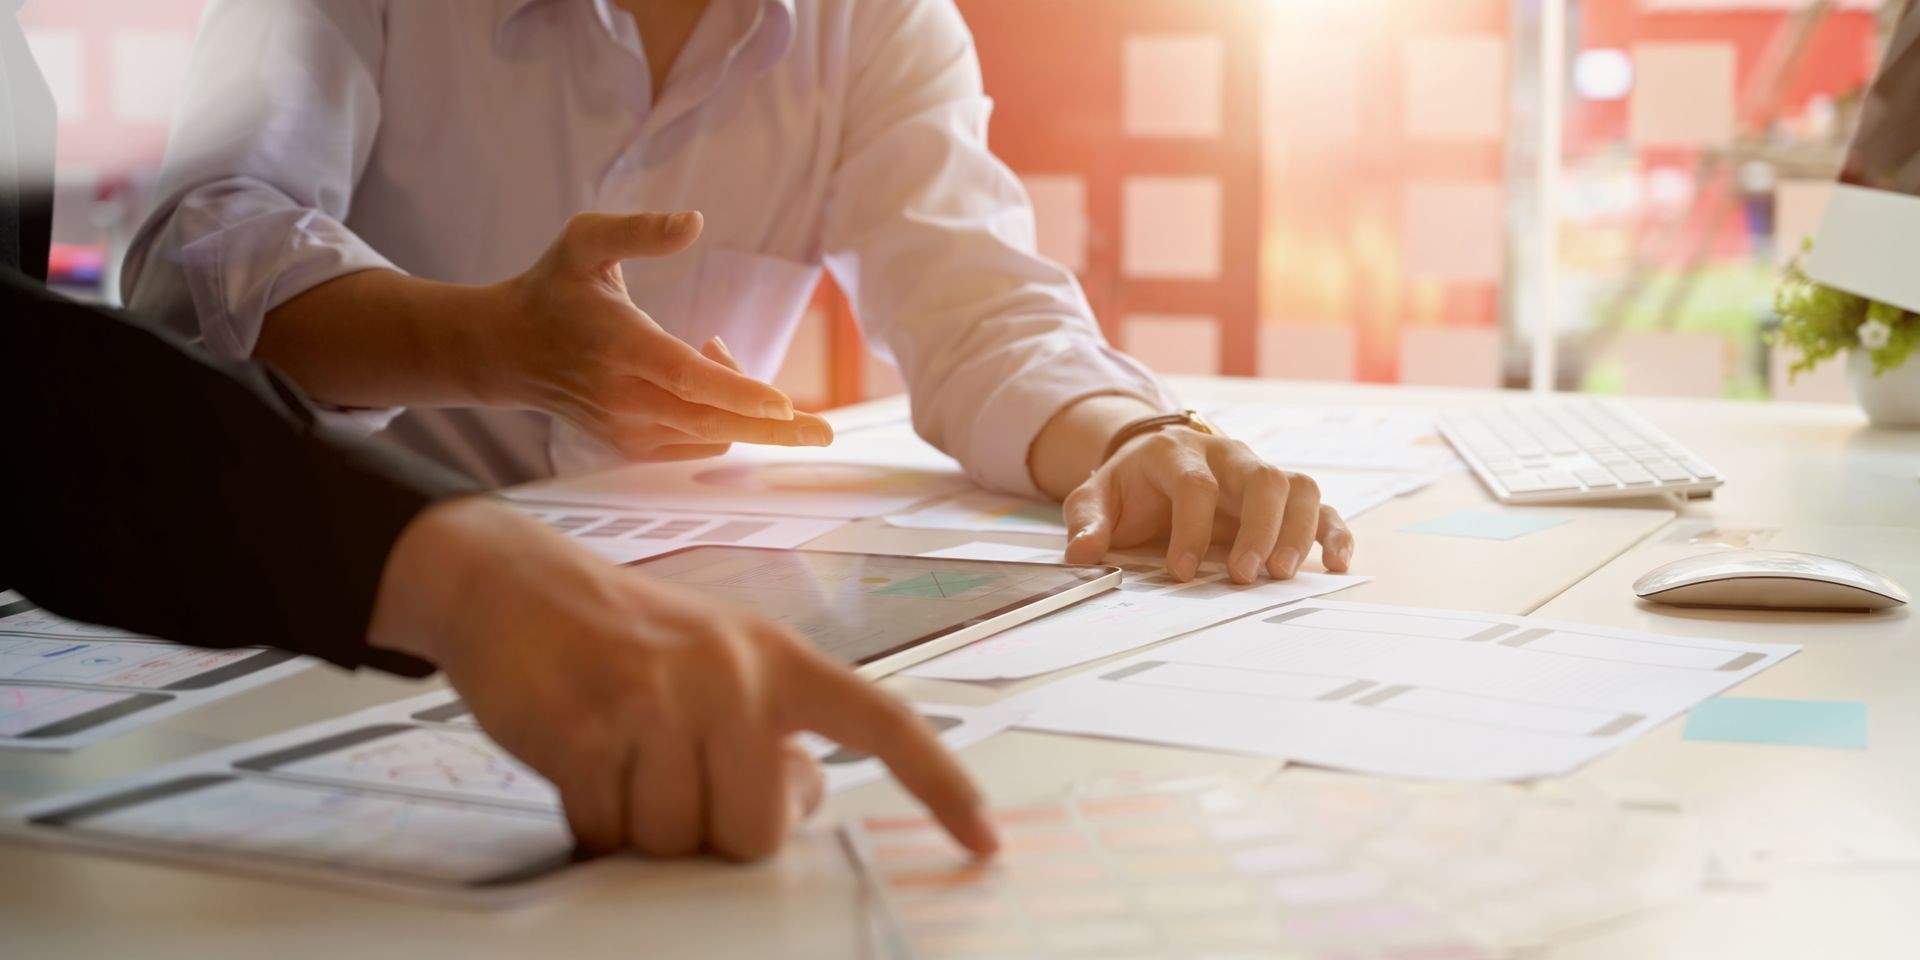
left=0, top=270, right=481, bottom=676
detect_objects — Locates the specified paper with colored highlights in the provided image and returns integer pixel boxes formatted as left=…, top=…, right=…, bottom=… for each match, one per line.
left=0, top=608, right=313, bottom=753
left=1684, top=697, right=1869, bottom=750
left=886, top=489, right=1071, bottom=536
left=1401, top=510, right=1571, bottom=541
left=846, top=775, right=1703, bottom=959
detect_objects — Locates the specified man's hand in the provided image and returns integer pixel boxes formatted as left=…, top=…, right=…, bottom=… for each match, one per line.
left=1033, top=395, right=1355, bottom=583
left=489, top=211, right=834, bottom=461
left=368, top=498, right=997, bottom=861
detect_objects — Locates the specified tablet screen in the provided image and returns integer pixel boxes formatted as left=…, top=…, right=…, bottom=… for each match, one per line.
left=33, top=775, right=575, bottom=888
left=630, top=547, right=1112, bottom=666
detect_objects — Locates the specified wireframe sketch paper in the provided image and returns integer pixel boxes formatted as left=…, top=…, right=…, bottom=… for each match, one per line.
left=1010, top=600, right=1798, bottom=781
left=3, top=691, right=1019, bottom=902
left=511, top=501, right=842, bottom=563
left=905, top=543, right=1369, bottom=681
left=0, top=608, right=313, bottom=752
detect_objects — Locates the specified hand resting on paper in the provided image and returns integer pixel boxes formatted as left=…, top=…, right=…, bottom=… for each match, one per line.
left=1032, top=396, right=1356, bottom=584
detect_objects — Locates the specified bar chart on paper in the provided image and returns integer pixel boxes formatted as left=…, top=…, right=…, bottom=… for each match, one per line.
left=511, top=502, right=843, bottom=562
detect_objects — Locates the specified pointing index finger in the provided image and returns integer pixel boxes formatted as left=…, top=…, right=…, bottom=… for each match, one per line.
left=782, top=648, right=999, bottom=855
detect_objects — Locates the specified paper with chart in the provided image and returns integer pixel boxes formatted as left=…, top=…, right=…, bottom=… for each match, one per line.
left=511, top=501, right=842, bottom=563
left=849, top=774, right=1702, bottom=960
left=3, top=691, right=1019, bottom=900
left=1208, top=405, right=1463, bottom=474
left=1012, top=600, right=1798, bottom=781
left=0, top=607, right=312, bottom=752
left=904, top=543, right=1369, bottom=681
left=511, top=418, right=969, bottom=520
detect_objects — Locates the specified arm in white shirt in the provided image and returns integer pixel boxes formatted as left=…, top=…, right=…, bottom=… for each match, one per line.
left=121, top=0, right=817, bottom=456
left=818, top=0, right=1176, bottom=499
left=820, top=0, right=1353, bottom=585
left=124, top=0, right=394, bottom=369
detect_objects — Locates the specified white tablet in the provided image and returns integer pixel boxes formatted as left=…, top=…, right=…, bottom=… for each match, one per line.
left=628, top=546, right=1119, bottom=677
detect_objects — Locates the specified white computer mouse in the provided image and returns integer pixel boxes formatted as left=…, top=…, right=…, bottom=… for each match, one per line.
left=1634, top=550, right=1911, bottom=611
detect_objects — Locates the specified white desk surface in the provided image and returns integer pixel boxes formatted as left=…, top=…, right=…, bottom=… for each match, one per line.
left=3, top=379, right=1917, bottom=959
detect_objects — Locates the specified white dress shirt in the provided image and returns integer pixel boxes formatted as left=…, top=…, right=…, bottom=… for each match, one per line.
left=125, top=0, right=1172, bottom=492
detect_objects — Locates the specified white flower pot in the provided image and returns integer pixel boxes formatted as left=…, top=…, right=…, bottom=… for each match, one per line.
left=1847, top=349, right=1920, bottom=428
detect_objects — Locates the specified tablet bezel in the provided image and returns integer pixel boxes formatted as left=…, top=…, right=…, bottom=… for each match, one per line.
left=624, top=546, right=1121, bottom=678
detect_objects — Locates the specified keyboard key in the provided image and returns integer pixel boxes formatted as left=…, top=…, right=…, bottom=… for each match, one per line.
left=1640, top=459, right=1692, bottom=482
left=1574, top=468, right=1620, bottom=488
left=1493, top=471, right=1536, bottom=490
left=1609, top=465, right=1655, bottom=485
left=1679, top=458, right=1721, bottom=479
left=1532, top=471, right=1581, bottom=491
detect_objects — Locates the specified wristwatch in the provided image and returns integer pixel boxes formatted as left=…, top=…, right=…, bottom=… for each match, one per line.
left=1101, top=409, right=1221, bottom=465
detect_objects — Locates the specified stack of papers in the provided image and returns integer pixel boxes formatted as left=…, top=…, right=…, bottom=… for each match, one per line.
left=1010, top=600, right=1798, bottom=780
left=904, top=543, right=1369, bottom=681
left=847, top=774, right=1702, bottom=959
left=0, top=607, right=311, bottom=751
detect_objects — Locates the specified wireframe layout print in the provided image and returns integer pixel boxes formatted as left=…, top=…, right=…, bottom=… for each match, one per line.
left=1014, top=600, right=1798, bottom=780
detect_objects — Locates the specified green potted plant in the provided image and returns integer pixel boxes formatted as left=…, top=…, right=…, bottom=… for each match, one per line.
left=1774, top=244, right=1920, bottom=427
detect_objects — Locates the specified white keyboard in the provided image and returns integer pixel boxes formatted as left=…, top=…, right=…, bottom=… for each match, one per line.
left=1437, top=398, right=1724, bottom=504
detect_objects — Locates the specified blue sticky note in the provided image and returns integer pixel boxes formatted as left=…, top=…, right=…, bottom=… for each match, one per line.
left=1399, top=511, right=1570, bottom=541
left=1684, top=697, right=1869, bottom=750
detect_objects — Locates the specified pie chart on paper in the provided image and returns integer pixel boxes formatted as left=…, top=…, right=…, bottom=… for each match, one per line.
left=693, top=463, right=953, bottom=494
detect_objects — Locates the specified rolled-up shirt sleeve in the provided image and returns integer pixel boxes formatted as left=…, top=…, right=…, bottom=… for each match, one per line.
left=124, top=0, right=400, bottom=429
left=820, top=0, right=1176, bottom=499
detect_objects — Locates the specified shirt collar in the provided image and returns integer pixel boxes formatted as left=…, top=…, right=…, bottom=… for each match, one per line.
left=494, top=0, right=552, bottom=50
left=496, top=0, right=794, bottom=68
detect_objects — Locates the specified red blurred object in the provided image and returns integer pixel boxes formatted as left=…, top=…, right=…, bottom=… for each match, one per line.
left=47, top=243, right=106, bottom=288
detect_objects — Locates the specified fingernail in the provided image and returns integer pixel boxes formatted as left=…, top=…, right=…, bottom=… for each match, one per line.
left=801, top=425, right=832, bottom=445
left=759, top=400, right=795, bottom=420
left=968, top=810, right=1002, bottom=856
left=1275, top=547, right=1302, bottom=578
left=1231, top=552, right=1259, bottom=583
left=1338, top=542, right=1354, bottom=564
left=668, top=211, right=699, bottom=233
left=1176, top=552, right=1200, bottom=581
left=710, top=335, right=733, bottom=357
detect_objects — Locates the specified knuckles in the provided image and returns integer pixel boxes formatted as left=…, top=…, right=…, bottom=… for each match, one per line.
left=1177, top=469, right=1220, bottom=497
